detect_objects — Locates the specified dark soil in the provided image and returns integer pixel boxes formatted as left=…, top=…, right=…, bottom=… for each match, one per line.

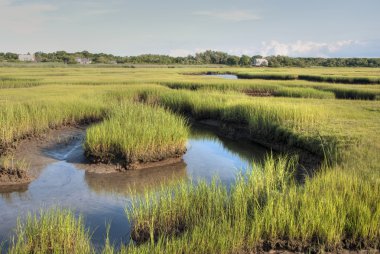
left=244, top=90, right=274, bottom=97
left=0, top=167, right=30, bottom=186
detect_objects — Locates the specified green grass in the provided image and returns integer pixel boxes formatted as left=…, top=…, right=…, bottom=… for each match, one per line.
left=84, top=102, right=188, bottom=168
left=123, top=156, right=379, bottom=253
left=161, top=79, right=379, bottom=100
left=0, top=77, right=41, bottom=89
left=137, top=89, right=340, bottom=162
left=237, top=73, right=298, bottom=80
left=0, top=96, right=106, bottom=153
left=235, top=73, right=380, bottom=84
left=298, top=74, right=380, bottom=84
left=8, top=208, right=93, bottom=254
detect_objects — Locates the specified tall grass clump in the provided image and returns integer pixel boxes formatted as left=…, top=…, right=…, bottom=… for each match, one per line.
left=8, top=208, right=93, bottom=254
left=84, top=102, right=188, bottom=168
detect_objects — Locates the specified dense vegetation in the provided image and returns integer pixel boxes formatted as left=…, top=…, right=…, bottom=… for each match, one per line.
left=1, top=50, right=380, bottom=67
left=0, top=66, right=379, bottom=253
left=8, top=208, right=93, bottom=254
left=84, top=102, right=188, bottom=168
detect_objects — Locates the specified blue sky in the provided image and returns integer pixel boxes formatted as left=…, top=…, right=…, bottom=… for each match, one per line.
left=0, top=0, right=379, bottom=57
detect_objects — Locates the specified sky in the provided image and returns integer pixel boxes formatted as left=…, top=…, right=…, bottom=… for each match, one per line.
left=0, top=0, right=379, bottom=57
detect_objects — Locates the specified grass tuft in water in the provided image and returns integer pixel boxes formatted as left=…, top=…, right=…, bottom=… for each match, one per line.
left=8, top=208, right=93, bottom=254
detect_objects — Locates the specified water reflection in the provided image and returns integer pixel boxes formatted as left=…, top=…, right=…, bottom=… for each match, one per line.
left=184, top=125, right=268, bottom=184
left=204, top=74, right=238, bottom=80
left=85, top=161, right=187, bottom=196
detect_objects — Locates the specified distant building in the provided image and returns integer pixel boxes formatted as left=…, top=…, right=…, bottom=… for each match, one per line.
left=75, top=58, right=92, bottom=64
left=18, top=53, right=36, bottom=62
left=253, top=58, right=268, bottom=67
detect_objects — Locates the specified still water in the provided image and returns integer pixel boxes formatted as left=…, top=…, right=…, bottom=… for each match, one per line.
left=204, top=74, right=238, bottom=79
left=0, top=125, right=268, bottom=248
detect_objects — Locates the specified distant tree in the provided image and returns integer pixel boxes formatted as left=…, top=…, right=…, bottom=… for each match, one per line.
left=1, top=50, right=379, bottom=67
left=239, top=55, right=251, bottom=66
left=93, top=56, right=109, bottom=64
left=5, top=52, right=18, bottom=61
left=226, top=56, right=240, bottom=66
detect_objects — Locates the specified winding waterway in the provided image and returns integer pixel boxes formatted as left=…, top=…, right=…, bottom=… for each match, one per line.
left=0, top=124, right=269, bottom=248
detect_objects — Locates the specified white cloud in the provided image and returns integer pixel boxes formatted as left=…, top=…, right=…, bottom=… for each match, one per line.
left=260, top=40, right=360, bottom=57
left=167, top=40, right=362, bottom=58
left=193, top=10, right=260, bottom=22
left=0, top=0, right=57, bottom=34
left=169, top=48, right=207, bottom=57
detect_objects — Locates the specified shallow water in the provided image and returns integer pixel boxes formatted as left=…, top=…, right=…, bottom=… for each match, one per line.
left=0, top=124, right=269, bottom=248
left=204, top=74, right=238, bottom=79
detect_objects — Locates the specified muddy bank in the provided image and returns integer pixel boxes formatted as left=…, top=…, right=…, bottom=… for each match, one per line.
left=85, top=149, right=186, bottom=171
left=0, top=125, right=90, bottom=187
left=195, top=119, right=322, bottom=177
left=0, top=123, right=188, bottom=188
left=38, top=124, right=186, bottom=173
left=0, top=168, right=30, bottom=186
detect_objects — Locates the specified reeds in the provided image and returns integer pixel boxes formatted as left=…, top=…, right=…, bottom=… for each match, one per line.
left=84, top=102, right=188, bottom=168
left=8, top=208, right=93, bottom=254
left=0, top=77, right=41, bottom=89
left=143, top=89, right=337, bottom=160
left=0, top=97, right=106, bottom=152
left=126, top=156, right=380, bottom=253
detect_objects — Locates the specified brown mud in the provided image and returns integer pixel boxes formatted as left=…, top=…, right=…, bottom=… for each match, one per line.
left=0, top=124, right=187, bottom=188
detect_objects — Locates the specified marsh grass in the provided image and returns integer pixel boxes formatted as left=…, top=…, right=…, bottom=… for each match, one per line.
left=0, top=66, right=379, bottom=253
left=234, top=72, right=380, bottom=84
left=0, top=155, right=29, bottom=183
left=141, top=89, right=340, bottom=161
left=8, top=208, right=93, bottom=254
left=84, top=102, right=188, bottom=168
left=125, top=156, right=380, bottom=253
left=0, top=76, right=41, bottom=89
left=0, top=97, right=107, bottom=152
left=298, top=74, right=380, bottom=84
left=0, top=156, right=29, bottom=173
left=163, top=79, right=380, bottom=100
left=237, top=73, right=298, bottom=80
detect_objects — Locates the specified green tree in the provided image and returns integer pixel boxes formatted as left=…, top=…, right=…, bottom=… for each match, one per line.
left=226, top=56, right=240, bottom=66
left=239, top=55, right=251, bottom=66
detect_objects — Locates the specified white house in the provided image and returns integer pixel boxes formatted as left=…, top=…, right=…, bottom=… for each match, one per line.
left=18, top=53, right=36, bottom=62
left=253, top=58, right=268, bottom=67
left=75, top=58, right=92, bottom=64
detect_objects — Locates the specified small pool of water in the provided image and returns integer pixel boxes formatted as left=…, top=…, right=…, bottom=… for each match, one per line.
left=203, top=74, right=238, bottom=80
left=0, top=124, right=269, bottom=248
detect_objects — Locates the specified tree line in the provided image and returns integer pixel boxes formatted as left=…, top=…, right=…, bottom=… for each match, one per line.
left=1, top=50, right=379, bottom=67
